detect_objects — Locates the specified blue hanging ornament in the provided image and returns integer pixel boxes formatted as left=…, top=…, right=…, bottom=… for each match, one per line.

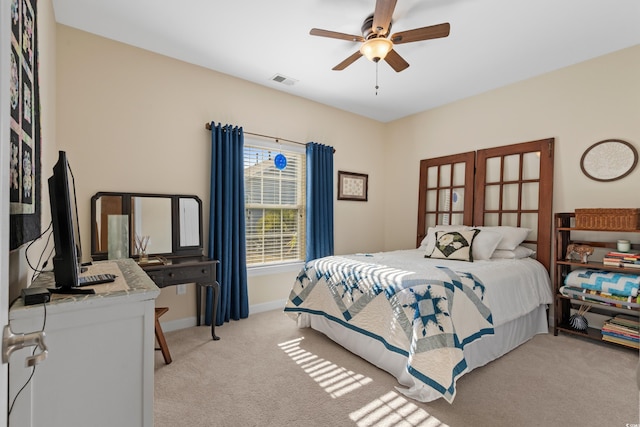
left=273, top=139, right=287, bottom=170
left=274, top=153, right=287, bottom=170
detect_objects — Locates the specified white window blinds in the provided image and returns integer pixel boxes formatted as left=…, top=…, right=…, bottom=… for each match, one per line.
left=244, top=143, right=306, bottom=265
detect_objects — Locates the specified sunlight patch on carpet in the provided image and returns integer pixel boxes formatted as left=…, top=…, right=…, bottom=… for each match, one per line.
left=350, top=391, right=448, bottom=427
left=278, top=337, right=373, bottom=398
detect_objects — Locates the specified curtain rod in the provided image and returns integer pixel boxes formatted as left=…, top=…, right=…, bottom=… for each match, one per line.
left=204, top=122, right=335, bottom=153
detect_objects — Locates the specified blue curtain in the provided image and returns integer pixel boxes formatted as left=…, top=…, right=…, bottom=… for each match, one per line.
left=306, top=142, right=335, bottom=261
left=207, top=122, right=249, bottom=326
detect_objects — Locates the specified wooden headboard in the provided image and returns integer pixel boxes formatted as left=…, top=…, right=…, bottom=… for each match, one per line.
left=417, top=138, right=555, bottom=272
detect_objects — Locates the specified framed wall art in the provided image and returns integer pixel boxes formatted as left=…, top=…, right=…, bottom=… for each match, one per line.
left=580, top=139, right=637, bottom=182
left=9, top=0, right=41, bottom=250
left=337, top=171, right=368, bottom=202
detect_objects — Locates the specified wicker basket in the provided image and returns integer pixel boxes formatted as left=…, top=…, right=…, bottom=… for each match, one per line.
left=575, top=208, right=640, bottom=230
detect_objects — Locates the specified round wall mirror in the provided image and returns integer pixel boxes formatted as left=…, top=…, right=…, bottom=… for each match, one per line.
left=580, top=139, right=638, bottom=182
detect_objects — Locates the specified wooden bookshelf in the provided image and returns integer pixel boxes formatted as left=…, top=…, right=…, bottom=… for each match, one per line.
left=553, top=212, right=640, bottom=349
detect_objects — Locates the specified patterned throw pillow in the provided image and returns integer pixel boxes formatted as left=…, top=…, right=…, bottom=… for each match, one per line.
left=426, top=229, right=480, bottom=262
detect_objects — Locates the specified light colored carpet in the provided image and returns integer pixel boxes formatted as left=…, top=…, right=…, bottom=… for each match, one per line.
left=154, top=309, right=640, bottom=427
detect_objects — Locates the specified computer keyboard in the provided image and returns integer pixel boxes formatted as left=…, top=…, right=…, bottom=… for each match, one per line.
left=78, top=273, right=117, bottom=286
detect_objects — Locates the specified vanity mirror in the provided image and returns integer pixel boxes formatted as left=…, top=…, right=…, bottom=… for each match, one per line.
left=91, top=192, right=203, bottom=261
left=91, top=191, right=219, bottom=340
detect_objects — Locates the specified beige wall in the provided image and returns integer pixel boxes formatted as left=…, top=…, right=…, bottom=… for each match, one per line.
left=55, top=25, right=387, bottom=323
left=12, top=12, right=639, bottom=326
left=383, top=45, right=640, bottom=251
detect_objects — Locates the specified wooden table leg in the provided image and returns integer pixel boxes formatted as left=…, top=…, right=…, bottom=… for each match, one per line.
left=155, top=307, right=172, bottom=364
left=196, top=283, right=202, bottom=326
left=210, top=282, right=220, bottom=341
left=196, top=283, right=220, bottom=340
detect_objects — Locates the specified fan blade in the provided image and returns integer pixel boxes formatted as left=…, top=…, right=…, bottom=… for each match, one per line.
left=372, top=0, right=397, bottom=35
left=310, top=28, right=364, bottom=42
left=390, top=22, right=450, bottom=44
left=384, top=49, right=409, bottom=72
left=332, top=51, right=363, bottom=71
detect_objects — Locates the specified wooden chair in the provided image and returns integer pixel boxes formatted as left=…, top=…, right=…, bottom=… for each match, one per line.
left=155, top=307, right=172, bottom=364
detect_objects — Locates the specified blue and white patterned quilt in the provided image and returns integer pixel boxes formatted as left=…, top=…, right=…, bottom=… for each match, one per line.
left=565, top=268, right=640, bottom=297
left=284, top=256, right=494, bottom=403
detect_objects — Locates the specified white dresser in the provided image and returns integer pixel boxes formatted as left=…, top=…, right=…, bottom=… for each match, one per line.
left=8, top=259, right=159, bottom=427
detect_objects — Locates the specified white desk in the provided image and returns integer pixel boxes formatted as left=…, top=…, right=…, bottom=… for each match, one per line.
left=8, top=259, right=159, bottom=427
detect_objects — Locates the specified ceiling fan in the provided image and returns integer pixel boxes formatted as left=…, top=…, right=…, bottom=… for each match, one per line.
left=310, top=0, right=450, bottom=72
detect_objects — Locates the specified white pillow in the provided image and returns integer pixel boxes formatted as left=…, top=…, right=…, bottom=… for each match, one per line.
left=474, top=226, right=530, bottom=251
left=470, top=229, right=503, bottom=260
left=420, top=225, right=470, bottom=254
left=491, top=245, right=536, bottom=259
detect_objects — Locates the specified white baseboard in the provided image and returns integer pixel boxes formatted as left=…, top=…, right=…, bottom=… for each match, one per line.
left=159, top=299, right=287, bottom=333
left=160, top=316, right=198, bottom=333
left=250, top=299, right=286, bottom=314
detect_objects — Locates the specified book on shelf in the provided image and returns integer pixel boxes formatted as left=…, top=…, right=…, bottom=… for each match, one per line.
left=606, top=251, right=640, bottom=258
left=602, top=315, right=640, bottom=348
left=602, top=333, right=639, bottom=345
left=620, top=262, right=640, bottom=269
left=601, top=332, right=639, bottom=342
left=605, top=323, right=640, bottom=333
left=603, top=318, right=639, bottom=333
left=602, top=335, right=639, bottom=349
left=609, top=250, right=640, bottom=255
left=612, top=313, right=639, bottom=321
left=602, top=257, right=640, bottom=269
left=601, top=325, right=639, bottom=338
left=607, top=314, right=640, bottom=327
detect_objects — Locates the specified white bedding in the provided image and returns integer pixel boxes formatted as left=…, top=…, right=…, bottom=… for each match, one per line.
left=285, top=249, right=553, bottom=403
left=350, top=250, right=553, bottom=328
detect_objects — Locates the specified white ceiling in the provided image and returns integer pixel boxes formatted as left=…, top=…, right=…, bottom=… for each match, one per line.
left=51, top=0, right=640, bottom=123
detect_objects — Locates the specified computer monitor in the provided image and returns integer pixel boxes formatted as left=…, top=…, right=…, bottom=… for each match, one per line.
left=48, top=151, right=91, bottom=294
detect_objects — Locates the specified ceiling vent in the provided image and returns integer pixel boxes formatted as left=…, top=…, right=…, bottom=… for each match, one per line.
left=270, top=74, right=298, bottom=86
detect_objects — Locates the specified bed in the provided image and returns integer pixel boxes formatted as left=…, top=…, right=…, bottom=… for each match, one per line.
left=284, top=139, right=556, bottom=403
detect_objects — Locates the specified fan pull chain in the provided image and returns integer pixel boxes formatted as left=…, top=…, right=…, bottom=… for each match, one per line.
left=375, top=60, right=380, bottom=96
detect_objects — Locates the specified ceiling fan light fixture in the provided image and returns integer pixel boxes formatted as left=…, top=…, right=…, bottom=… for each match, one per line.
left=360, top=38, right=393, bottom=62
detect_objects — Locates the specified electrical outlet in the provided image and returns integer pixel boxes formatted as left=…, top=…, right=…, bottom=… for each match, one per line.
left=176, top=284, right=187, bottom=295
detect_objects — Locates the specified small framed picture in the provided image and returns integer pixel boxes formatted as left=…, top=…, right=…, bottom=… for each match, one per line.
left=338, top=171, right=368, bottom=201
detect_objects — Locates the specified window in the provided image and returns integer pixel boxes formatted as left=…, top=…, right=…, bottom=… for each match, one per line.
left=244, top=140, right=305, bottom=266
